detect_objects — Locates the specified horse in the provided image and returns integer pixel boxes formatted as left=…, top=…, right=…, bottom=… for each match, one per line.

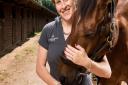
left=57, top=0, right=119, bottom=85
left=99, top=0, right=128, bottom=84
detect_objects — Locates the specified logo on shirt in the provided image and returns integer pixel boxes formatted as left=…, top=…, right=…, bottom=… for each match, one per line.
left=48, top=34, right=59, bottom=42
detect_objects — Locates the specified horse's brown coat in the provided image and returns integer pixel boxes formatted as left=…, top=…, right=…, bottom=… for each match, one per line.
left=100, top=0, right=128, bottom=84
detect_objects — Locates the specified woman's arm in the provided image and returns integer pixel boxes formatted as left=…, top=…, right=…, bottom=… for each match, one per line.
left=36, top=45, right=61, bottom=85
left=87, top=55, right=111, bottom=78
left=64, top=45, right=111, bottom=78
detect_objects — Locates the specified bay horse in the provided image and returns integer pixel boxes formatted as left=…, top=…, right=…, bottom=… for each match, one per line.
left=57, top=0, right=119, bottom=85
left=100, top=0, right=128, bottom=84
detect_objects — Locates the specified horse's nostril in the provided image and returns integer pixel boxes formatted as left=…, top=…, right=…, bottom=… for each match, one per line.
left=59, top=76, right=66, bottom=84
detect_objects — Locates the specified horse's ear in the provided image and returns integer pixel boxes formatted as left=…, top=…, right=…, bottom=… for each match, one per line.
left=115, top=0, right=118, bottom=6
left=105, top=0, right=115, bottom=16
left=108, top=0, right=118, bottom=6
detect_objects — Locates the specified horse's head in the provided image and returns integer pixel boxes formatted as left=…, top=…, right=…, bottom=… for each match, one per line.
left=68, top=0, right=119, bottom=61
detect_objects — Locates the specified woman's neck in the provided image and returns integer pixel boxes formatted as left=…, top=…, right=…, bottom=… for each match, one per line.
left=61, top=19, right=72, bottom=40
left=61, top=19, right=72, bottom=27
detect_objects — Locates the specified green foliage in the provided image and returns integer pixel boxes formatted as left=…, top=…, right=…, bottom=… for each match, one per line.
left=42, top=0, right=56, bottom=12
left=33, top=0, right=43, bottom=6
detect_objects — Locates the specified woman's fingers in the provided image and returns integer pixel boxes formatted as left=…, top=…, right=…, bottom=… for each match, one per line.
left=75, top=45, right=88, bottom=56
left=64, top=51, right=73, bottom=61
left=64, top=45, right=78, bottom=62
left=75, top=45, right=84, bottom=51
left=65, top=46, right=75, bottom=56
left=67, top=45, right=78, bottom=53
left=64, top=50, right=72, bottom=58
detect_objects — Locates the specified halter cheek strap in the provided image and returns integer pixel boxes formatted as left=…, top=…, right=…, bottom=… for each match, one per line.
left=90, top=0, right=117, bottom=61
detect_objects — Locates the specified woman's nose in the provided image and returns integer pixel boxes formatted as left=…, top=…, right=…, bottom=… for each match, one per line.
left=61, top=1, right=67, bottom=8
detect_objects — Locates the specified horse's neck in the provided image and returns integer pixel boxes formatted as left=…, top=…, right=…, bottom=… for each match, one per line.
left=67, top=31, right=79, bottom=47
left=67, top=13, right=80, bottom=46
left=116, top=0, right=128, bottom=42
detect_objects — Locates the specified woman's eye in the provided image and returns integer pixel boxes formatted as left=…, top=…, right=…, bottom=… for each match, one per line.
left=64, top=0, right=68, bottom=2
left=55, top=0, right=61, bottom=4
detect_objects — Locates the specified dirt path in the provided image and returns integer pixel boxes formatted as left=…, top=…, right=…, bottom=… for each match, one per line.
left=0, top=34, right=47, bottom=85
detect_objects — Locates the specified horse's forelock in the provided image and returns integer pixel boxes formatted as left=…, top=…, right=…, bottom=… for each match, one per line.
left=77, top=0, right=97, bottom=21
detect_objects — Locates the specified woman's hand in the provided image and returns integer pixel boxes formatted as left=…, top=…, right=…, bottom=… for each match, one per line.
left=64, top=45, right=112, bottom=78
left=64, top=45, right=91, bottom=68
left=54, top=81, right=61, bottom=85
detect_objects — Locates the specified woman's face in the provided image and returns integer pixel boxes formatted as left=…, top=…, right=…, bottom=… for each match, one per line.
left=54, top=0, right=75, bottom=22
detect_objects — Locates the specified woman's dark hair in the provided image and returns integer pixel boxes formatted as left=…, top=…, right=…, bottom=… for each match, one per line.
left=51, top=0, right=55, bottom=4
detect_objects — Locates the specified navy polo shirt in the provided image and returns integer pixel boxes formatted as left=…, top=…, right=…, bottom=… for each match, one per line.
left=39, top=17, right=66, bottom=80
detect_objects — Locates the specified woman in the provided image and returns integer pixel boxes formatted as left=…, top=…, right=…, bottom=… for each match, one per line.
left=36, top=0, right=112, bottom=85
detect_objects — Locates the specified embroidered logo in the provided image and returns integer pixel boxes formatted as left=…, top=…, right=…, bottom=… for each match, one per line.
left=48, top=34, right=59, bottom=42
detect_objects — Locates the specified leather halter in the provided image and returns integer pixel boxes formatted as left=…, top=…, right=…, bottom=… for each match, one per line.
left=90, top=0, right=117, bottom=61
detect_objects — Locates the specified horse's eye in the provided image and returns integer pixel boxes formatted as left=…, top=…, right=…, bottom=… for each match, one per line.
left=85, top=31, right=95, bottom=38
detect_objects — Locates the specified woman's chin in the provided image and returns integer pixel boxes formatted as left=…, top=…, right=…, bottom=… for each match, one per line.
left=63, top=17, right=72, bottom=22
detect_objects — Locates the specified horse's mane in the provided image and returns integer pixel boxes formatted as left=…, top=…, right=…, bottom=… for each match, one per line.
left=77, top=0, right=97, bottom=21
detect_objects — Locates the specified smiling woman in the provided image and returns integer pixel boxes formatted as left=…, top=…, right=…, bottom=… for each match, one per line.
left=36, top=0, right=76, bottom=85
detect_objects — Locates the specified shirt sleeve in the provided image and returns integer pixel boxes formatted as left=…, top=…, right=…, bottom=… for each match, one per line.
left=38, top=25, right=49, bottom=50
